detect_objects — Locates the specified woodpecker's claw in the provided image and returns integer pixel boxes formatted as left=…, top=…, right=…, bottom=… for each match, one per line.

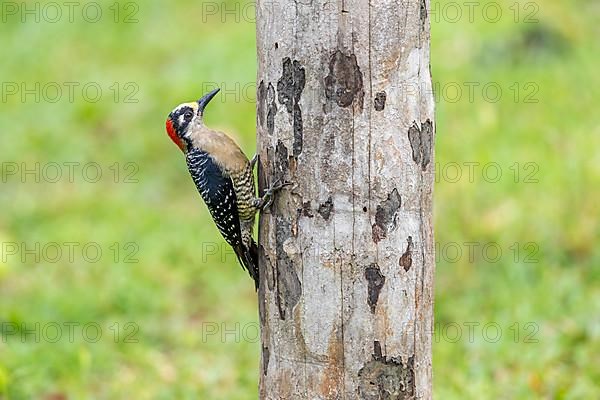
left=256, top=179, right=293, bottom=210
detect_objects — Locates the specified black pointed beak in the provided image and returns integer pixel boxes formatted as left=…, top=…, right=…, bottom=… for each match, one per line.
left=197, top=88, right=220, bottom=114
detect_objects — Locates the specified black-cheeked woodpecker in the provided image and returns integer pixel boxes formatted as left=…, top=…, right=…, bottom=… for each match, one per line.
left=165, top=88, right=286, bottom=288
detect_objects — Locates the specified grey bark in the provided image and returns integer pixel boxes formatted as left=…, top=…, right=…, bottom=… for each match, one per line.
left=256, top=0, right=435, bottom=399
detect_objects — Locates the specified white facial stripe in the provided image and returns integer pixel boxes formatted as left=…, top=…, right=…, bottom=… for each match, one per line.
left=170, top=102, right=201, bottom=139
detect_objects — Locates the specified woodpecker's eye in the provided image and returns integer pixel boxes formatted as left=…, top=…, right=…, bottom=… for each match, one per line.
left=183, top=110, right=194, bottom=122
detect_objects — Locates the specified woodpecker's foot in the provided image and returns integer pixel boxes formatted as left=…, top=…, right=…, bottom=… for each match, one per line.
left=256, top=179, right=292, bottom=210
left=250, top=154, right=258, bottom=171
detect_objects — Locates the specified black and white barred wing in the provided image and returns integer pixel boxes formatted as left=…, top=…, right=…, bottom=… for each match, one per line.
left=186, top=149, right=243, bottom=248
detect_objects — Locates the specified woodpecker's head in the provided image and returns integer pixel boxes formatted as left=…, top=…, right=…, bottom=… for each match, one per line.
left=166, top=88, right=220, bottom=151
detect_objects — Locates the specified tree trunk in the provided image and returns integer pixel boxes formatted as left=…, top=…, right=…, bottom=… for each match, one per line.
left=256, top=0, right=435, bottom=398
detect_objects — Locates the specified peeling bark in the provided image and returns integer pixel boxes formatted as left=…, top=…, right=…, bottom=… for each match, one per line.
left=257, top=0, right=435, bottom=398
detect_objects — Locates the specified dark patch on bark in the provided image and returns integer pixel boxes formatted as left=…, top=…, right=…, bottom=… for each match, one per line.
left=324, top=50, right=364, bottom=109
left=358, top=341, right=416, bottom=399
left=372, top=189, right=401, bottom=243
left=274, top=216, right=302, bottom=320
left=277, top=58, right=296, bottom=114
left=408, top=119, right=434, bottom=170
left=292, top=102, right=303, bottom=156
left=262, top=345, right=270, bottom=376
left=408, top=123, right=421, bottom=166
left=257, top=80, right=266, bottom=128
left=277, top=57, right=305, bottom=156
left=420, top=120, right=433, bottom=169
left=257, top=149, right=268, bottom=196
left=301, top=201, right=314, bottom=218
left=275, top=140, right=289, bottom=183
left=365, top=264, right=385, bottom=313
left=266, top=83, right=277, bottom=136
left=399, top=236, right=413, bottom=272
left=374, top=91, right=387, bottom=111
left=419, top=0, right=427, bottom=29
left=318, top=197, right=334, bottom=221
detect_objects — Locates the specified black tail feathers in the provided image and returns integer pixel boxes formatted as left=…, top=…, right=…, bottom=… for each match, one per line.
left=235, top=239, right=259, bottom=290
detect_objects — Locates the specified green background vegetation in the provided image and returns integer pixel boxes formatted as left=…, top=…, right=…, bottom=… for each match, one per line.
left=0, top=0, right=598, bottom=398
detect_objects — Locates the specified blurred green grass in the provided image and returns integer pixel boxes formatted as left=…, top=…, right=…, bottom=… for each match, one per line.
left=0, top=0, right=598, bottom=398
